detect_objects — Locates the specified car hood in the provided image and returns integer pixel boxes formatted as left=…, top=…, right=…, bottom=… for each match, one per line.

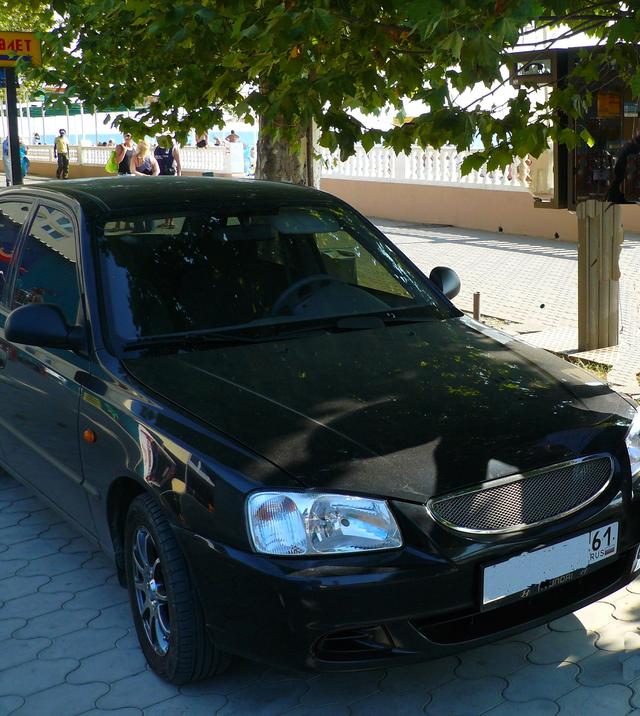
left=123, top=317, right=634, bottom=502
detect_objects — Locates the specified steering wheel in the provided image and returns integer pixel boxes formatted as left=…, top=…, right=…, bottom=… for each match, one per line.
left=271, top=274, right=345, bottom=316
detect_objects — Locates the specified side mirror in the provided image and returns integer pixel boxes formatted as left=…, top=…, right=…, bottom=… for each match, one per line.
left=4, top=303, right=84, bottom=351
left=429, top=266, right=461, bottom=300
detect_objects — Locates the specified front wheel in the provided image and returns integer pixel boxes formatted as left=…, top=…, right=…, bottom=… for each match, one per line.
left=124, top=493, right=229, bottom=684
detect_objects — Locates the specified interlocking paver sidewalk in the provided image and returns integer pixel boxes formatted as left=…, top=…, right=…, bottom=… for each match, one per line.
left=3, top=482, right=640, bottom=714
left=1, top=219, right=640, bottom=713
left=378, top=219, right=640, bottom=397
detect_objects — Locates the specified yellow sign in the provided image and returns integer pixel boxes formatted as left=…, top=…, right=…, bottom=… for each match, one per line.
left=597, top=92, right=621, bottom=118
left=0, top=31, right=41, bottom=67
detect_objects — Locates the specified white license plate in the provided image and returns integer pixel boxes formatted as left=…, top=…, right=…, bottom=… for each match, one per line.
left=482, top=522, right=618, bottom=607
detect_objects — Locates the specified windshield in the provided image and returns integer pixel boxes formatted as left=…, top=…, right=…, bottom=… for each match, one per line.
left=95, top=203, right=455, bottom=346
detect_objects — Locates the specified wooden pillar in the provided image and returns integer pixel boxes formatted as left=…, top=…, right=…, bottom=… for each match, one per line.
left=576, top=199, right=623, bottom=350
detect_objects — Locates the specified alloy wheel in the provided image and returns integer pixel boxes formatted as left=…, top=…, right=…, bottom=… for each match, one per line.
left=131, top=525, right=171, bottom=655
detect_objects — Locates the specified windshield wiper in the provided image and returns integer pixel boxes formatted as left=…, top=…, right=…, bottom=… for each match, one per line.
left=256, top=309, right=441, bottom=339
left=123, top=307, right=443, bottom=351
left=254, top=315, right=387, bottom=339
left=123, top=329, right=260, bottom=351
left=370, top=305, right=443, bottom=324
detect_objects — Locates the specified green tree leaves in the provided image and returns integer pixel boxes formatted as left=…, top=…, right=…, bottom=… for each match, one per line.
left=2, top=0, right=639, bottom=182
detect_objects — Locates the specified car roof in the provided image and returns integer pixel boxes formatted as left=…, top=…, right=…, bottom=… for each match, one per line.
left=0, top=176, right=333, bottom=218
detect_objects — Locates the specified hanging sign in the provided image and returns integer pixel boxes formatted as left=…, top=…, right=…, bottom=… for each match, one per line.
left=597, top=92, right=621, bottom=118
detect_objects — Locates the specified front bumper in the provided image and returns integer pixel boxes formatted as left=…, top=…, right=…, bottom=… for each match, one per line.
left=173, top=494, right=640, bottom=672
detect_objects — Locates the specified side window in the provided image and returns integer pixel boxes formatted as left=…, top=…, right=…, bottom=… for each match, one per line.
left=0, top=200, right=31, bottom=305
left=314, top=230, right=411, bottom=298
left=12, top=204, right=80, bottom=324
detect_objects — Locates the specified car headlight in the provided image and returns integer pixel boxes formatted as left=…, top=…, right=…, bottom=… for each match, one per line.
left=246, top=492, right=403, bottom=556
left=626, top=408, right=640, bottom=479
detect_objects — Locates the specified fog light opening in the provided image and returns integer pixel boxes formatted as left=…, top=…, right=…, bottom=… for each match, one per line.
left=315, top=625, right=394, bottom=662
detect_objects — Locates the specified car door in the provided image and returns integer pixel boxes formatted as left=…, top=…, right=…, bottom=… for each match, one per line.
left=0, top=200, right=95, bottom=532
left=0, top=196, right=34, bottom=469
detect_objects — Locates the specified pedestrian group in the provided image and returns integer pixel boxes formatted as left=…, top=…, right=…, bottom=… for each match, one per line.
left=4, top=127, right=249, bottom=183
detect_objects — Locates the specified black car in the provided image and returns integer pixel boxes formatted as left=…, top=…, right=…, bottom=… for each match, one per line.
left=0, top=177, right=639, bottom=684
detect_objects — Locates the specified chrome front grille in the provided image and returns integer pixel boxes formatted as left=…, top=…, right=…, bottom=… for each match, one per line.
left=428, top=455, right=614, bottom=534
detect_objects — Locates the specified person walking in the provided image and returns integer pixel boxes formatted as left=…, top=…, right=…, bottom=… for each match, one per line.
left=54, top=128, right=70, bottom=179
left=2, top=136, right=10, bottom=185
left=19, top=139, right=29, bottom=179
left=130, top=140, right=160, bottom=176
left=2, top=137, right=29, bottom=183
left=115, top=132, right=136, bottom=174
left=154, top=135, right=181, bottom=176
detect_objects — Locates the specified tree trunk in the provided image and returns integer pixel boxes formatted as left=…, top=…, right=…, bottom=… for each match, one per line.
left=255, top=117, right=313, bottom=185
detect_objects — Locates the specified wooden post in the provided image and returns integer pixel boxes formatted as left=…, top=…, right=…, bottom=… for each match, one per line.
left=473, top=292, right=481, bottom=321
left=576, top=199, right=623, bottom=350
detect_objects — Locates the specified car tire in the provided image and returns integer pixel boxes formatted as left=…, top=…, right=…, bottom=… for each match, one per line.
left=124, top=493, right=230, bottom=684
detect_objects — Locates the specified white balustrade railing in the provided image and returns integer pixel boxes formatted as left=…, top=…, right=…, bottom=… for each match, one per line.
left=24, top=140, right=530, bottom=190
left=25, top=142, right=244, bottom=174
left=319, top=145, right=531, bottom=190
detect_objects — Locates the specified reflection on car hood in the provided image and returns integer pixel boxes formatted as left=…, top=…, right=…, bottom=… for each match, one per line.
left=123, top=316, right=634, bottom=502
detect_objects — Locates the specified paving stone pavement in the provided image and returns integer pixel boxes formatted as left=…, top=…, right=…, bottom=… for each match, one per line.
left=4, top=481, right=640, bottom=716
left=1, top=217, right=640, bottom=713
left=378, top=220, right=640, bottom=397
